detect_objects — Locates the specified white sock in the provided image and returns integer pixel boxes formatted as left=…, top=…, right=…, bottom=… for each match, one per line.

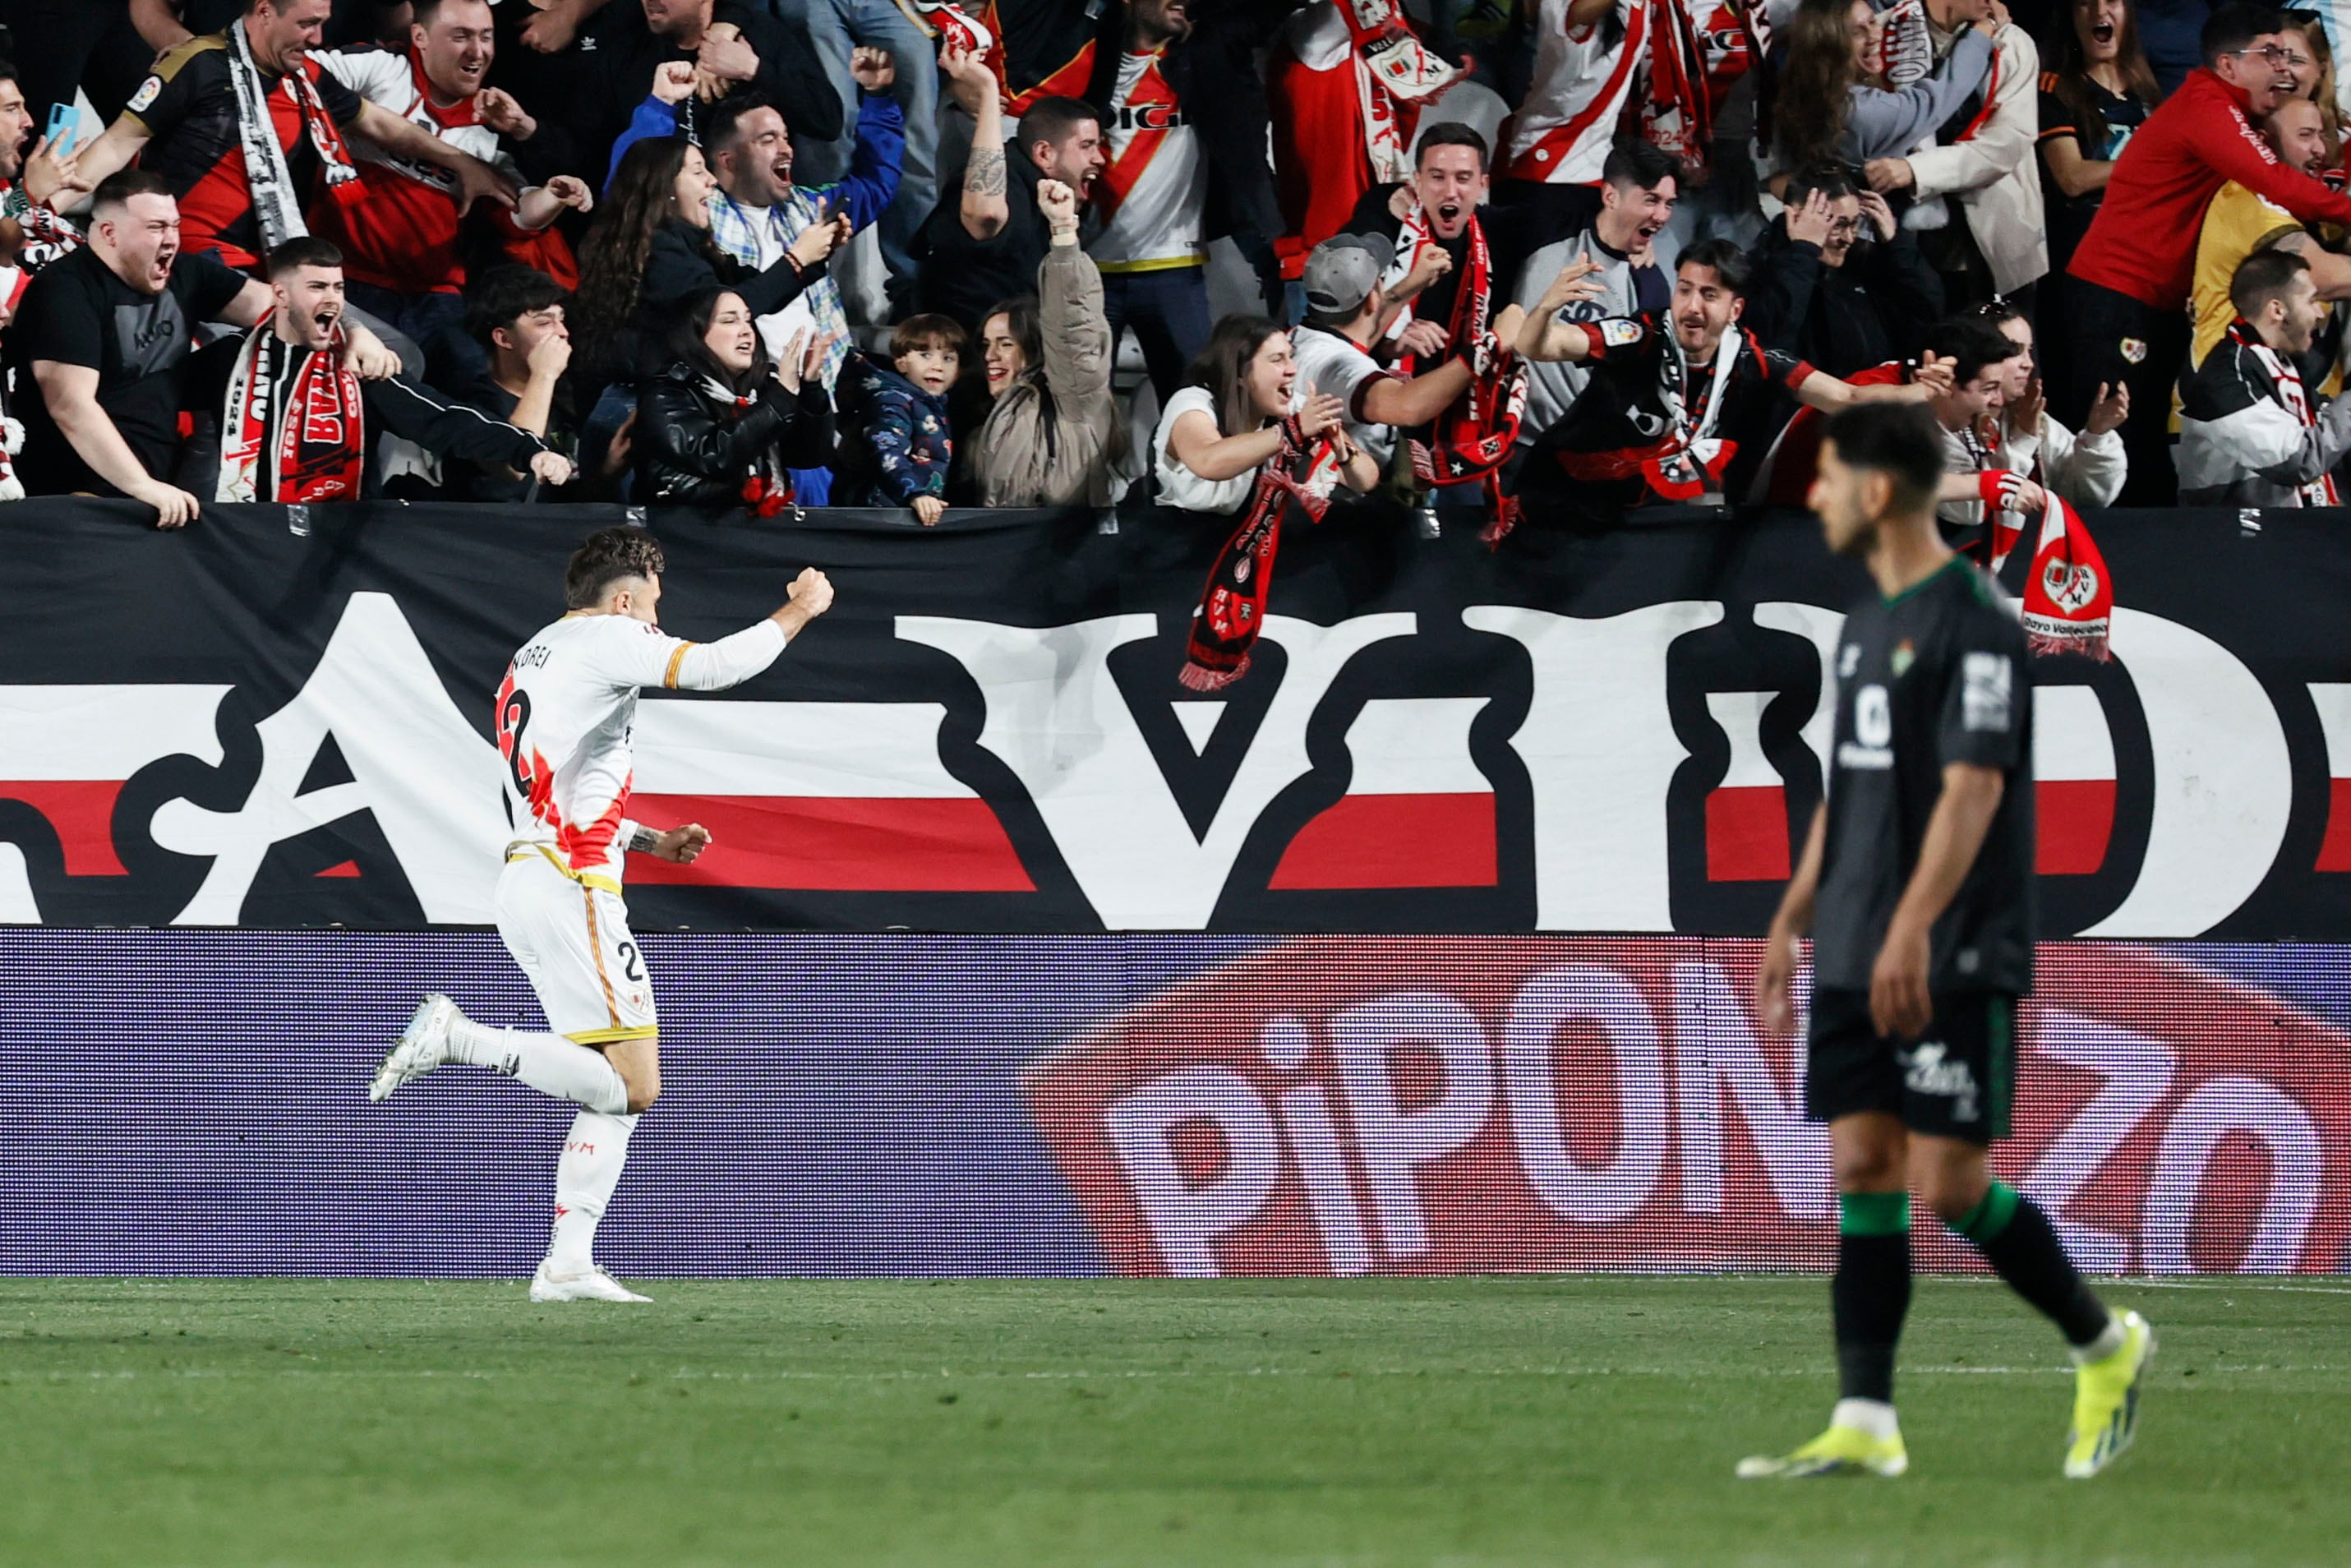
left=1832, top=1398, right=1901, bottom=1441
left=546, top=1109, right=638, bottom=1275
left=449, top=1017, right=628, bottom=1114
left=2070, top=1312, right=2127, bottom=1365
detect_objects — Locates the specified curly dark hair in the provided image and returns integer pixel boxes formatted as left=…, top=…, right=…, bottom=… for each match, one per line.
left=565, top=527, right=667, bottom=609
left=572, top=136, right=708, bottom=383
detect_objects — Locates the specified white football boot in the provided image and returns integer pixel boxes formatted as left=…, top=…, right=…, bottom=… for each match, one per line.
left=370, top=994, right=459, bottom=1102
left=530, top=1262, right=653, bottom=1303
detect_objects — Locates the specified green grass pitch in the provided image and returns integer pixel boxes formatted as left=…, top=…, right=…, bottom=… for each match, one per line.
left=2, top=1275, right=2343, bottom=1566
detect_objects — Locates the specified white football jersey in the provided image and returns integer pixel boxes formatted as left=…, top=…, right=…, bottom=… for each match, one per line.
left=1092, top=49, right=1209, bottom=269
left=1502, top=0, right=1649, bottom=186
left=495, top=611, right=786, bottom=884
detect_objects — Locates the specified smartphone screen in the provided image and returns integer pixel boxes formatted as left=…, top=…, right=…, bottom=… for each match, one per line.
left=43, top=104, right=76, bottom=157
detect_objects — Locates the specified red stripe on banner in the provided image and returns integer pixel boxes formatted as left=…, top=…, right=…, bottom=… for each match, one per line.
left=1704, top=785, right=1789, bottom=881
left=0, top=782, right=127, bottom=876
left=625, top=795, right=1034, bottom=892
left=2318, top=777, right=2351, bottom=872
left=2038, top=778, right=2117, bottom=876
left=1270, top=794, right=1496, bottom=889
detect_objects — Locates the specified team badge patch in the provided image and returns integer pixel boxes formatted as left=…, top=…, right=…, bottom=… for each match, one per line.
left=1601, top=318, right=1644, bottom=347
left=1890, top=639, right=1915, bottom=679
left=2119, top=337, right=2148, bottom=365
left=2042, top=557, right=2100, bottom=613
left=127, top=76, right=161, bottom=114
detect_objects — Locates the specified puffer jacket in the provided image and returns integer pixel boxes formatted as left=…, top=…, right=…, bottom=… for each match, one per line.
left=968, top=239, right=1122, bottom=508
left=634, top=362, right=836, bottom=512
left=832, top=352, right=953, bottom=506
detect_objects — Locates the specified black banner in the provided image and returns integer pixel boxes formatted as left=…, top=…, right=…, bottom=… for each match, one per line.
left=3, top=498, right=2347, bottom=938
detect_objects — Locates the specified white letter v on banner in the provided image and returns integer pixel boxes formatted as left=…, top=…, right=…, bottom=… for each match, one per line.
left=901, top=613, right=1413, bottom=928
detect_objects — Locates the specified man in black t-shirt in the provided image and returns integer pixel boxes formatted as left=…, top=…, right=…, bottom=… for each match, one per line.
left=1739, top=403, right=2153, bottom=1485
left=12, top=168, right=398, bottom=524
left=1511, top=242, right=1948, bottom=522
left=915, top=71, right=1104, bottom=336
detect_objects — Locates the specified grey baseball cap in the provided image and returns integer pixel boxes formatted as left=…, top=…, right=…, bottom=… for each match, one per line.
left=1302, top=232, right=1394, bottom=317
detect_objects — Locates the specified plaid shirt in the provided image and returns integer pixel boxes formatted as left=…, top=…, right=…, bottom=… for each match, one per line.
left=709, top=188, right=851, bottom=392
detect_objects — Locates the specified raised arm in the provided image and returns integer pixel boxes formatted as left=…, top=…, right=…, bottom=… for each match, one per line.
left=943, top=42, right=1010, bottom=242
left=1034, top=181, right=1112, bottom=401
left=70, top=116, right=150, bottom=200
left=1514, top=255, right=1612, bottom=362
left=1796, top=351, right=1952, bottom=411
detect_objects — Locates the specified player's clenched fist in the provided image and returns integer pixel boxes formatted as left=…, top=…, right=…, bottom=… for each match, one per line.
left=790, top=567, right=833, bottom=616
left=651, top=823, right=712, bottom=864
left=773, top=567, right=834, bottom=639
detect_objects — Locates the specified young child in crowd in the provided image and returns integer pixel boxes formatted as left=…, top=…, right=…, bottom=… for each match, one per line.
left=835, top=314, right=963, bottom=523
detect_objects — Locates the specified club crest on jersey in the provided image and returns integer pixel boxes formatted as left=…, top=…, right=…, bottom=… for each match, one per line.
left=1890, top=639, right=1915, bottom=679
left=2119, top=337, right=2148, bottom=365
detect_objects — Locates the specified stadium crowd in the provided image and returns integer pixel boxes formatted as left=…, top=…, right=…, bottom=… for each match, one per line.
left=0, top=0, right=2346, bottom=542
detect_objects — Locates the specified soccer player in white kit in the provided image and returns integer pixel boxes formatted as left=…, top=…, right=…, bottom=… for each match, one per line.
left=367, top=527, right=834, bottom=1302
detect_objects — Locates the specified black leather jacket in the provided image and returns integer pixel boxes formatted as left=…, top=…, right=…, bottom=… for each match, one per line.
left=634, top=362, right=837, bottom=511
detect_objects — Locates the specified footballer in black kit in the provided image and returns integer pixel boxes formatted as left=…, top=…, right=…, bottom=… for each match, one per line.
left=1806, top=552, right=2035, bottom=1143
left=1739, top=402, right=2153, bottom=1483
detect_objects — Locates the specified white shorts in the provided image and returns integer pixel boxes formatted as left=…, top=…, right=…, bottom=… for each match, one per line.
left=494, top=850, right=659, bottom=1046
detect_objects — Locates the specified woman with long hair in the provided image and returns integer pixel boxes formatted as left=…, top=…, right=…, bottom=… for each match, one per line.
left=634, top=287, right=838, bottom=515
left=1769, top=0, right=1995, bottom=173
left=2039, top=0, right=2163, bottom=276
left=1153, top=315, right=1376, bottom=516
left=569, top=137, right=849, bottom=475
left=966, top=178, right=1126, bottom=507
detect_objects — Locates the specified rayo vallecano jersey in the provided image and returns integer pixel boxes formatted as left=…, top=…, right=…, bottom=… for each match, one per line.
left=495, top=611, right=787, bottom=886
left=1501, top=0, right=1649, bottom=185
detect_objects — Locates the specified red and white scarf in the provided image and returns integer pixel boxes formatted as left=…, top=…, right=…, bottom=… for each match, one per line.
left=1393, top=214, right=1528, bottom=544
left=1560, top=318, right=1747, bottom=500
left=1341, top=0, right=1462, bottom=183
left=900, top=0, right=998, bottom=71
left=703, top=376, right=800, bottom=518
left=216, top=326, right=366, bottom=504
left=1642, top=0, right=1767, bottom=180
left=227, top=21, right=363, bottom=253
left=1980, top=475, right=2114, bottom=662
left=1179, top=417, right=1344, bottom=691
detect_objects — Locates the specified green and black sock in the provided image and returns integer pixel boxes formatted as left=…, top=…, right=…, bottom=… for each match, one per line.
left=1949, top=1180, right=2112, bottom=1347
left=1832, top=1190, right=1913, bottom=1404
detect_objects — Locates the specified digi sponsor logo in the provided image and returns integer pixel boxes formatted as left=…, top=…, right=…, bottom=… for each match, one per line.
left=1026, top=938, right=2351, bottom=1277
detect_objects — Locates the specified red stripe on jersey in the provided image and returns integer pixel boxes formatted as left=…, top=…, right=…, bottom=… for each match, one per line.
left=1095, top=53, right=1178, bottom=223
left=1007, top=35, right=1097, bottom=116
left=1500, top=1, right=1648, bottom=184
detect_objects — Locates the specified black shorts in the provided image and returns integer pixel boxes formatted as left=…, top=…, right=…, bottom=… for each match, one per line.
left=1805, top=989, right=2017, bottom=1144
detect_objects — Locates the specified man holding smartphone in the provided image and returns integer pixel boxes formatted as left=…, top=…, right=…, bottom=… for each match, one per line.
left=0, top=63, right=90, bottom=280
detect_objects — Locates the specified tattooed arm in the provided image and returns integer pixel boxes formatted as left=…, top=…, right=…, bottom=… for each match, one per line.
left=944, top=42, right=1012, bottom=242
